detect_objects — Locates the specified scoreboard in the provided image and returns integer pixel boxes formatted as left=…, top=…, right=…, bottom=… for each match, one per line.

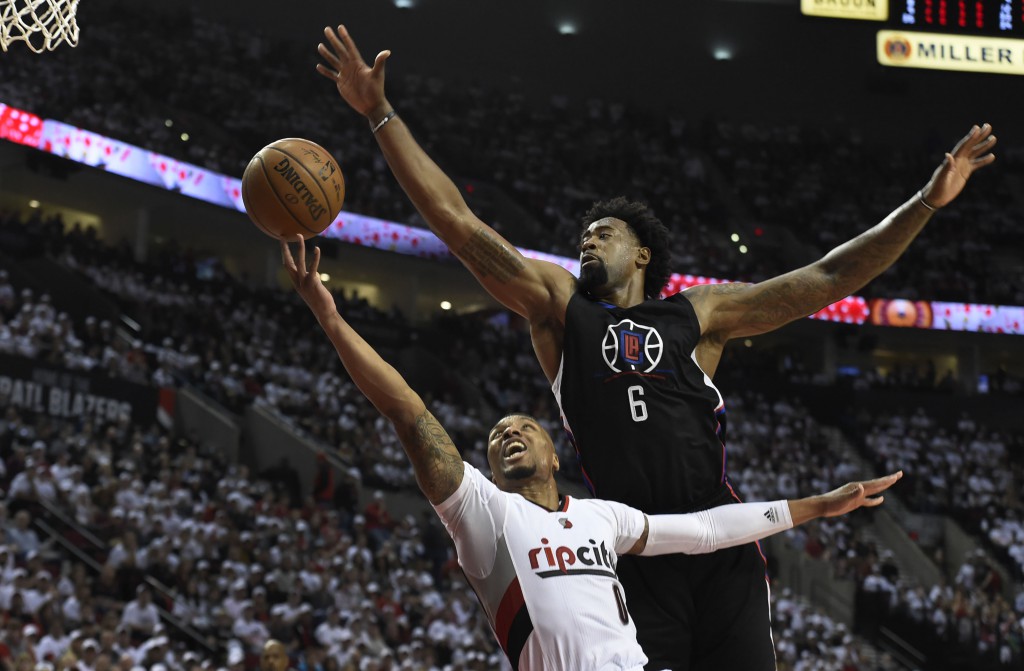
left=802, top=0, right=1024, bottom=74
left=893, top=0, right=1024, bottom=37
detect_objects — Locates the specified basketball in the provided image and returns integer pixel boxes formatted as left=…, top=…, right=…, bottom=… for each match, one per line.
left=241, top=138, right=345, bottom=239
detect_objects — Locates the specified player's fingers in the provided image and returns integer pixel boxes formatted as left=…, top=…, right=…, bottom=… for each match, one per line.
left=317, top=43, right=342, bottom=71
left=295, top=234, right=307, bottom=273
left=310, top=246, right=322, bottom=275
left=338, top=25, right=366, bottom=64
left=372, top=50, right=391, bottom=75
left=950, top=125, right=978, bottom=155
left=315, top=63, right=339, bottom=82
left=861, top=496, right=884, bottom=507
left=972, top=153, right=997, bottom=168
left=280, top=239, right=296, bottom=270
left=861, top=471, right=902, bottom=496
left=324, top=25, right=351, bottom=61
left=969, top=134, right=997, bottom=158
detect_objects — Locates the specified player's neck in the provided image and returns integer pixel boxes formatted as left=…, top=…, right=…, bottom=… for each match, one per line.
left=514, top=481, right=561, bottom=511
left=590, top=276, right=646, bottom=308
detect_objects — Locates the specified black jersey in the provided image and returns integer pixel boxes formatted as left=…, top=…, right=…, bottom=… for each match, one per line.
left=554, top=291, right=731, bottom=514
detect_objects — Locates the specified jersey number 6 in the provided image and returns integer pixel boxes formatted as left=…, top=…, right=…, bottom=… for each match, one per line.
left=627, top=385, right=648, bottom=422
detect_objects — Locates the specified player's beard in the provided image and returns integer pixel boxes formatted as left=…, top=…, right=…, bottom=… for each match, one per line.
left=577, top=259, right=609, bottom=295
left=503, top=463, right=537, bottom=481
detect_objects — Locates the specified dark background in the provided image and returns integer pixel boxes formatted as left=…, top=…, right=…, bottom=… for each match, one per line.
left=104, top=0, right=1024, bottom=143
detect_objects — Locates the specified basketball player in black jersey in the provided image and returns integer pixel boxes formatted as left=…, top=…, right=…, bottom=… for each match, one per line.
left=316, top=24, right=997, bottom=670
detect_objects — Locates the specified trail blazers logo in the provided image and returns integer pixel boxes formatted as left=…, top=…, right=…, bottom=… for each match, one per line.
left=602, top=319, right=664, bottom=373
left=528, top=537, right=616, bottom=579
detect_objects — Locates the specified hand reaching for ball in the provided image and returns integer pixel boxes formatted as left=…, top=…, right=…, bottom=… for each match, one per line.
left=281, top=235, right=336, bottom=321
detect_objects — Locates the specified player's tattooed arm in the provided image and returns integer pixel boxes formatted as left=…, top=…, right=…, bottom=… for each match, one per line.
left=446, top=225, right=575, bottom=325
left=395, top=409, right=465, bottom=505
left=284, top=239, right=466, bottom=506
left=686, top=201, right=932, bottom=339
left=456, top=228, right=527, bottom=283
left=687, top=124, right=996, bottom=342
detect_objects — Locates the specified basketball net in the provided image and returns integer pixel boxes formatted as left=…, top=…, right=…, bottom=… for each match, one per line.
left=0, top=0, right=80, bottom=53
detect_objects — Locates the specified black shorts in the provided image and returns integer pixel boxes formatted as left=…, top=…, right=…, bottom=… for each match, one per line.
left=617, top=541, right=776, bottom=671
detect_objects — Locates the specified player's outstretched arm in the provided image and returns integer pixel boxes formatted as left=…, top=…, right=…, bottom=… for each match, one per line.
left=686, top=125, right=996, bottom=341
left=281, top=236, right=463, bottom=504
left=628, top=471, right=902, bottom=556
left=787, top=470, right=902, bottom=525
left=315, top=24, right=575, bottom=323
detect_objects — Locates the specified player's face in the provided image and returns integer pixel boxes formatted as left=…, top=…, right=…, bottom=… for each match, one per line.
left=578, top=218, right=645, bottom=295
left=486, top=415, right=558, bottom=489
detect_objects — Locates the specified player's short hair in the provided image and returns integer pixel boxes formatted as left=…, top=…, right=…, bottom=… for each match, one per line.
left=491, top=413, right=543, bottom=434
left=581, top=197, right=672, bottom=299
left=489, top=414, right=551, bottom=445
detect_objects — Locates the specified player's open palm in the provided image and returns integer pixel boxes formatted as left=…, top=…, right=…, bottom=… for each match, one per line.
left=818, top=471, right=903, bottom=518
left=281, top=235, right=336, bottom=320
left=921, top=124, right=996, bottom=209
left=317, top=24, right=390, bottom=119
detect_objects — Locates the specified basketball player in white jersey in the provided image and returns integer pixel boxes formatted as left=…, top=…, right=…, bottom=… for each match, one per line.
left=281, top=237, right=901, bottom=670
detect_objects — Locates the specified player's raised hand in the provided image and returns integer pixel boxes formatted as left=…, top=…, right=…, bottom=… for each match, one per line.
left=920, top=124, right=997, bottom=209
left=281, top=235, right=336, bottom=320
left=316, top=24, right=391, bottom=120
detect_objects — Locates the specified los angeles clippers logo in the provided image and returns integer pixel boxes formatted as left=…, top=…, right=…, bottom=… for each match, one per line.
left=601, top=319, right=663, bottom=373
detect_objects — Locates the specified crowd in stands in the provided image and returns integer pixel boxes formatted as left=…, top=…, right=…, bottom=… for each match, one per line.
left=844, top=404, right=1024, bottom=666
left=0, top=407, right=508, bottom=671
left=858, top=550, right=1022, bottom=667
left=860, top=408, right=1024, bottom=581
left=2, top=4, right=1022, bottom=305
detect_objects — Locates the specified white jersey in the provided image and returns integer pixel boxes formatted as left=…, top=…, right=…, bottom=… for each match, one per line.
left=434, top=462, right=649, bottom=670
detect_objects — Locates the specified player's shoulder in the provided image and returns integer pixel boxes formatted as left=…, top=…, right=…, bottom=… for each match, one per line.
left=435, top=461, right=500, bottom=509
left=573, top=495, right=643, bottom=519
left=459, top=461, right=501, bottom=494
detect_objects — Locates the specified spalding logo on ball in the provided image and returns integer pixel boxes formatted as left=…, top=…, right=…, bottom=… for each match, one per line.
left=242, top=138, right=345, bottom=239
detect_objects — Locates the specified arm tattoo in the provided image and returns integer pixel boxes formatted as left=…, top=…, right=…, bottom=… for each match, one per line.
left=731, top=275, right=836, bottom=332
left=397, top=409, right=464, bottom=504
left=457, top=228, right=526, bottom=283
left=689, top=278, right=835, bottom=336
left=691, top=199, right=929, bottom=336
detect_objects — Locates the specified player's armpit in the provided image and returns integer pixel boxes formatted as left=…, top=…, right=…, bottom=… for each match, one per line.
left=395, top=409, right=465, bottom=505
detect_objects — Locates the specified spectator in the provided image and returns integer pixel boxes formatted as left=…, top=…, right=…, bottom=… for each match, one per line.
left=4, top=510, right=42, bottom=558
left=119, top=586, right=161, bottom=639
